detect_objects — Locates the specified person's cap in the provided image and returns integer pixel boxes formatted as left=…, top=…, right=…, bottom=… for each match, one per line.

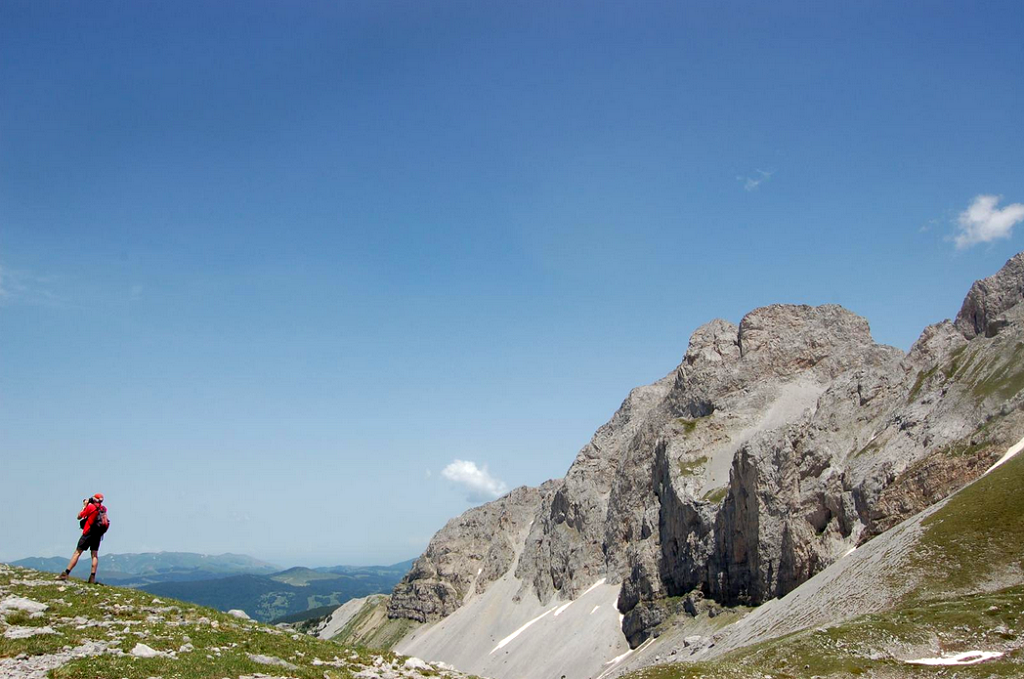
left=93, top=493, right=104, bottom=501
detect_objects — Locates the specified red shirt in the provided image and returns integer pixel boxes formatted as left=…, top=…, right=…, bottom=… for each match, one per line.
left=78, top=503, right=104, bottom=535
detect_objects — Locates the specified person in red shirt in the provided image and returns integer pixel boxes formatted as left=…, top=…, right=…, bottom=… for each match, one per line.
left=57, top=493, right=106, bottom=583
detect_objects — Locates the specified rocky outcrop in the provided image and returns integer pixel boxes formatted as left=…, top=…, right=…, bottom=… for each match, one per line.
left=387, top=484, right=552, bottom=622
left=955, top=251, right=1024, bottom=339
left=389, top=252, right=1024, bottom=651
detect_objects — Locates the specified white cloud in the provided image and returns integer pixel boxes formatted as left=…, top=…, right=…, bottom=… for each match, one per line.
left=954, top=194, right=1024, bottom=249
left=739, top=169, right=774, bottom=192
left=0, top=264, right=64, bottom=307
left=441, top=459, right=509, bottom=502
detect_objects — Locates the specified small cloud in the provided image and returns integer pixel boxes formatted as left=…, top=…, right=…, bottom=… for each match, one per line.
left=954, top=194, right=1024, bottom=249
left=0, top=264, right=66, bottom=307
left=441, top=459, right=508, bottom=503
left=739, top=169, right=774, bottom=192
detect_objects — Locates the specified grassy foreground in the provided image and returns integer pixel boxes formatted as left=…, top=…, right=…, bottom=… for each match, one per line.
left=624, top=586, right=1024, bottom=679
left=0, top=563, right=468, bottom=678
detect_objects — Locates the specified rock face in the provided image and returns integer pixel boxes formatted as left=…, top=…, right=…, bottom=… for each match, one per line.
left=388, top=484, right=554, bottom=622
left=388, top=253, right=1024, bottom=651
left=954, top=251, right=1024, bottom=339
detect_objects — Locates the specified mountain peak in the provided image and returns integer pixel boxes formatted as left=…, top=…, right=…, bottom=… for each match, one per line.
left=955, top=251, right=1024, bottom=339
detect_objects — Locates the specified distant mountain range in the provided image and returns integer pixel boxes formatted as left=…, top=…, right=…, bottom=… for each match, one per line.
left=6, top=552, right=414, bottom=622
left=9, top=552, right=279, bottom=586
left=141, top=561, right=414, bottom=622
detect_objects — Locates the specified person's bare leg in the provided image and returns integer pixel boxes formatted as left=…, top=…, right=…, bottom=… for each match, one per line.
left=88, top=551, right=99, bottom=583
left=58, top=550, right=83, bottom=580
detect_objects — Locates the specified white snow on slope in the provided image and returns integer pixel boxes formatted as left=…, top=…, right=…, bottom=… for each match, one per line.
left=905, top=650, right=1003, bottom=666
left=554, top=578, right=607, bottom=616
left=490, top=607, right=557, bottom=653
left=397, top=575, right=628, bottom=679
left=596, top=638, right=654, bottom=679
left=984, top=435, right=1024, bottom=476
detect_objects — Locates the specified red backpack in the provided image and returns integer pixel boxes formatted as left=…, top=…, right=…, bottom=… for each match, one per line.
left=93, top=506, right=110, bottom=535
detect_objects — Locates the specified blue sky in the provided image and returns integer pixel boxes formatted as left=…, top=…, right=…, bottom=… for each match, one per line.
left=2, top=0, right=1023, bottom=566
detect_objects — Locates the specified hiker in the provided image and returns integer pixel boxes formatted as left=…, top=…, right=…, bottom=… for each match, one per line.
left=57, top=493, right=108, bottom=583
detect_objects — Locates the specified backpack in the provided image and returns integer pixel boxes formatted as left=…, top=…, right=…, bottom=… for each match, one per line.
left=93, top=506, right=110, bottom=535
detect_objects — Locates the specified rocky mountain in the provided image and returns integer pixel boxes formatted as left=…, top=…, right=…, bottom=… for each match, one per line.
left=613, top=439, right=1024, bottom=677
left=380, top=252, right=1024, bottom=679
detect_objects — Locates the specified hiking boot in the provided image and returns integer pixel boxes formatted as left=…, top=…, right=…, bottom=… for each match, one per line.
left=56, top=572, right=68, bottom=581
left=87, top=573, right=96, bottom=584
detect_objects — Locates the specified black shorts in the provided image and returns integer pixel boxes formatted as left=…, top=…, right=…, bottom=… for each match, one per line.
left=76, top=531, right=102, bottom=552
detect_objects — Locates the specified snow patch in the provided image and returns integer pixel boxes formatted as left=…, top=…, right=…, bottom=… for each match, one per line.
left=905, top=650, right=1003, bottom=666
left=984, top=435, right=1024, bottom=476
left=604, top=648, right=634, bottom=666
left=554, top=578, right=608, bottom=617
left=489, top=607, right=557, bottom=653
left=596, top=638, right=654, bottom=679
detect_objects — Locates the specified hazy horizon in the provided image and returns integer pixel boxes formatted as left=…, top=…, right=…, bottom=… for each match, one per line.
left=3, top=1, right=1023, bottom=565
left=6, top=550, right=419, bottom=571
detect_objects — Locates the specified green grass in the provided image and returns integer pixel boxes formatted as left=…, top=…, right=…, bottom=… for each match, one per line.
left=676, top=418, right=700, bottom=435
left=906, top=341, right=1024, bottom=406
left=622, top=587, right=1024, bottom=679
left=852, top=437, right=881, bottom=458
left=678, top=456, right=708, bottom=476
left=906, top=363, right=940, bottom=403
left=328, top=595, right=419, bottom=650
left=270, top=567, right=346, bottom=587
left=907, top=451, right=1024, bottom=596
left=0, top=565, right=471, bottom=679
left=971, top=346, right=1024, bottom=402
left=942, top=344, right=971, bottom=379
left=702, top=486, right=728, bottom=504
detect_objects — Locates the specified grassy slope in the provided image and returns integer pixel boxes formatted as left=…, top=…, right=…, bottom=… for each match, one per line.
left=0, top=565, right=468, bottom=679
left=270, top=567, right=348, bottom=586
left=621, top=451, right=1024, bottom=679
left=328, top=595, right=419, bottom=651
